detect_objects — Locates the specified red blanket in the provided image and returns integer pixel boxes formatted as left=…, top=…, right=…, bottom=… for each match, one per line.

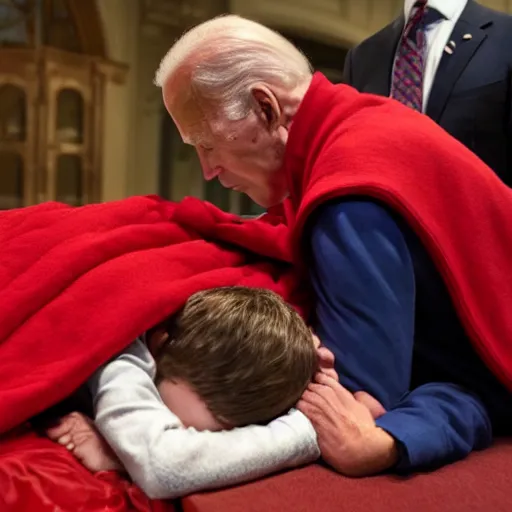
left=0, top=195, right=307, bottom=511
left=0, top=195, right=303, bottom=436
left=284, top=72, right=512, bottom=391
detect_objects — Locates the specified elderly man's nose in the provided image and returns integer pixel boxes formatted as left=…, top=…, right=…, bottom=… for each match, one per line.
left=202, top=166, right=222, bottom=181
left=196, top=149, right=220, bottom=181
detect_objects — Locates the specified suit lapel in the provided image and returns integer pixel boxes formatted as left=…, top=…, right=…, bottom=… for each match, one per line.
left=427, top=1, right=492, bottom=122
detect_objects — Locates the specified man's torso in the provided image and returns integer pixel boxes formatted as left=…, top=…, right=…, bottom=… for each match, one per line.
left=344, top=0, right=512, bottom=185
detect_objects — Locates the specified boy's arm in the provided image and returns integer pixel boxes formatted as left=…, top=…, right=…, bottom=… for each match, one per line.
left=88, top=339, right=320, bottom=500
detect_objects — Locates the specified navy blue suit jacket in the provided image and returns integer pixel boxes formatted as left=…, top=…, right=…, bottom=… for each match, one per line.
left=343, top=0, right=512, bottom=186
left=309, top=199, right=512, bottom=471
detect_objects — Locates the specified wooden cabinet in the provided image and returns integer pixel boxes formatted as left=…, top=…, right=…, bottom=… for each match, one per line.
left=0, top=0, right=125, bottom=209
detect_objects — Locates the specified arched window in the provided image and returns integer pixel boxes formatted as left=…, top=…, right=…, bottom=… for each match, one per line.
left=56, top=88, right=84, bottom=143
left=0, top=84, right=26, bottom=141
left=0, top=0, right=124, bottom=208
left=0, top=151, right=24, bottom=209
left=56, top=154, right=82, bottom=206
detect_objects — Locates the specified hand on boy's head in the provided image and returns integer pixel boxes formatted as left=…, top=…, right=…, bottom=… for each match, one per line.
left=297, top=373, right=395, bottom=476
left=353, top=391, right=387, bottom=420
left=301, top=371, right=386, bottom=421
left=308, top=334, right=386, bottom=420
left=312, top=334, right=338, bottom=382
left=317, top=346, right=337, bottom=379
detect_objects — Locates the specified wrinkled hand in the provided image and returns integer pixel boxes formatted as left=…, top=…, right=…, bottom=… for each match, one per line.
left=313, top=334, right=339, bottom=382
left=298, top=372, right=398, bottom=477
left=312, top=335, right=386, bottom=419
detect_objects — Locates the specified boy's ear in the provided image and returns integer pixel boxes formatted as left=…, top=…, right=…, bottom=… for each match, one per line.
left=215, top=414, right=235, bottom=431
left=147, top=329, right=169, bottom=355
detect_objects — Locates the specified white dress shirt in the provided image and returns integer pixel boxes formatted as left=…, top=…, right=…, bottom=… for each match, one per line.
left=400, top=0, right=468, bottom=111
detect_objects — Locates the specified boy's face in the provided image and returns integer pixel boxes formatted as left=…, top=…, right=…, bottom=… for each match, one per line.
left=157, top=378, right=225, bottom=431
left=149, top=327, right=225, bottom=431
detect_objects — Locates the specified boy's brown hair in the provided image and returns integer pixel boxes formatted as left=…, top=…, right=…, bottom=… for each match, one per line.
left=155, top=286, right=317, bottom=427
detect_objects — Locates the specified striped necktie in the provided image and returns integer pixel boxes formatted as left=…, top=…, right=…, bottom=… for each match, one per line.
left=390, top=1, right=443, bottom=111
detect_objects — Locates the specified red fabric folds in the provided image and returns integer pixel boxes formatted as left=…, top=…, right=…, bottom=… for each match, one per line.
left=0, top=195, right=303, bottom=435
left=0, top=426, right=172, bottom=512
left=0, top=195, right=304, bottom=511
left=285, top=73, right=512, bottom=392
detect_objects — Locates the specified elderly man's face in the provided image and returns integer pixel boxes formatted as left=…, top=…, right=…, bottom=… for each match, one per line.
left=164, top=85, right=290, bottom=208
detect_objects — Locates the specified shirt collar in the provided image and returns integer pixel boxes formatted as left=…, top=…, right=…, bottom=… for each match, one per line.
left=404, top=0, right=468, bottom=21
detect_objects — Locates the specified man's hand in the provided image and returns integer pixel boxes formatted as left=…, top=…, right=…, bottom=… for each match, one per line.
left=313, top=334, right=339, bottom=382
left=298, top=372, right=398, bottom=477
left=312, top=335, right=386, bottom=419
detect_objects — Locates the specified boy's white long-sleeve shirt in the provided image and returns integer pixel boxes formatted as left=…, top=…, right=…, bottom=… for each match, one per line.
left=87, top=339, right=320, bottom=500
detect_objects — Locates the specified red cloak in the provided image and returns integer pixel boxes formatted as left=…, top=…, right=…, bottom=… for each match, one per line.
left=284, top=73, right=512, bottom=391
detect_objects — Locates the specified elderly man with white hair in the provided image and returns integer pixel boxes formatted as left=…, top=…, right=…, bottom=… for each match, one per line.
left=57, top=15, right=512, bottom=499
left=154, top=12, right=512, bottom=469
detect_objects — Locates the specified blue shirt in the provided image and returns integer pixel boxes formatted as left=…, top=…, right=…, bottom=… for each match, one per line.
left=309, top=199, right=512, bottom=471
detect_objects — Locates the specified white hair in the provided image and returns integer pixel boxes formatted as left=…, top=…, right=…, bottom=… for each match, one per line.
left=154, top=15, right=312, bottom=120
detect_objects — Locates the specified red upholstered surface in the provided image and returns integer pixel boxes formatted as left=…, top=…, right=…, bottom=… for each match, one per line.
left=182, top=440, right=512, bottom=512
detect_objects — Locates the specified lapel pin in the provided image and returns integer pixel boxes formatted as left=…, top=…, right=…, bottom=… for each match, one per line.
left=463, top=33, right=473, bottom=40
left=444, top=45, right=454, bottom=55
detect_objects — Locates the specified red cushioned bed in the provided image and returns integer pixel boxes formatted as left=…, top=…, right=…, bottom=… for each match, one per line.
left=2, top=425, right=510, bottom=512
left=183, top=440, right=512, bottom=512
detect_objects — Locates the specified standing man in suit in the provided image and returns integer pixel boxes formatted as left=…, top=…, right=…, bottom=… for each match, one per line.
left=343, top=0, right=512, bottom=186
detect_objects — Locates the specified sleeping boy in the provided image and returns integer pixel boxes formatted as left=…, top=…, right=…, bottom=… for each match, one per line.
left=47, top=286, right=323, bottom=499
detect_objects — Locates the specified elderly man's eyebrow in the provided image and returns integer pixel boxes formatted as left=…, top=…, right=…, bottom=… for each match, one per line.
left=187, top=133, right=213, bottom=147
left=183, top=137, right=201, bottom=146
left=181, top=131, right=201, bottom=145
